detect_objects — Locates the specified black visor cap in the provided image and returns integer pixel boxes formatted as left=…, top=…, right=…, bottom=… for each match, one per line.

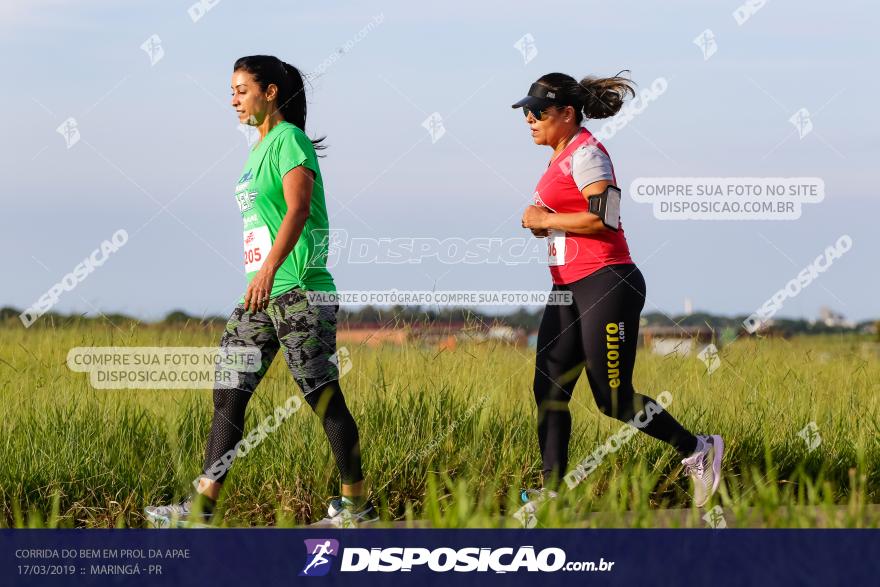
left=511, top=82, right=560, bottom=110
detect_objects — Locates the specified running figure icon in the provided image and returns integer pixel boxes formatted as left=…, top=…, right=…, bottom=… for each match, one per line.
left=302, top=540, right=336, bottom=575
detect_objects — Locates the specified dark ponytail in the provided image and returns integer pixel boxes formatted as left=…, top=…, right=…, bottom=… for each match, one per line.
left=536, top=70, right=636, bottom=124
left=233, top=55, right=326, bottom=152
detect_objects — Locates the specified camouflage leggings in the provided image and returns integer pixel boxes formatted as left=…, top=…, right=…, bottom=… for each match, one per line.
left=218, top=287, right=340, bottom=395
left=202, top=288, right=362, bottom=484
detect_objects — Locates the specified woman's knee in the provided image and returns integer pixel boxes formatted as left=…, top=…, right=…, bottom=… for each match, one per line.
left=305, top=381, right=347, bottom=416
left=534, top=359, right=582, bottom=400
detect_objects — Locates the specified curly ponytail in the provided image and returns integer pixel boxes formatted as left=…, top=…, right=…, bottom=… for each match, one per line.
left=576, top=72, right=635, bottom=120
left=536, top=70, right=636, bottom=123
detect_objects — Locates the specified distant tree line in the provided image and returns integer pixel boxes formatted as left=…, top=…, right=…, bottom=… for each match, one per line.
left=1, top=305, right=876, bottom=338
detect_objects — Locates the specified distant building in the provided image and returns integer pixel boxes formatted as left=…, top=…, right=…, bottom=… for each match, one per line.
left=683, top=297, right=693, bottom=316
left=337, top=321, right=528, bottom=347
left=336, top=323, right=408, bottom=346
left=486, top=325, right=525, bottom=344
left=737, top=318, right=793, bottom=338
left=859, top=321, right=879, bottom=336
left=816, top=306, right=855, bottom=329
left=640, top=325, right=715, bottom=357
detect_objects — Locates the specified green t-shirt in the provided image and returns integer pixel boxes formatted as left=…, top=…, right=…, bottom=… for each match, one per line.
left=235, top=121, right=336, bottom=301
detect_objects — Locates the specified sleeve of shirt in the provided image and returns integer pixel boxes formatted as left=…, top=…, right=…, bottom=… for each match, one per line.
left=571, top=144, right=614, bottom=191
left=274, top=126, right=320, bottom=179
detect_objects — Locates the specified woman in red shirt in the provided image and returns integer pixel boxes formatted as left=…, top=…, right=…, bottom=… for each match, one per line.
left=514, top=72, right=723, bottom=508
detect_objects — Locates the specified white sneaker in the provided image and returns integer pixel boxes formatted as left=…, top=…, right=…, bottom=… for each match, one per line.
left=314, top=497, right=379, bottom=528
left=144, top=495, right=215, bottom=528
left=512, top=488, right=558, bottom=528
left=681, top=435, right=724, bottom=507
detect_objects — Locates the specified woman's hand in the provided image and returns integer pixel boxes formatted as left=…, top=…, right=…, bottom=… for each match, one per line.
left=244, top=266, right=276, bottom=312
left=522, top=205, right=551, bottom=231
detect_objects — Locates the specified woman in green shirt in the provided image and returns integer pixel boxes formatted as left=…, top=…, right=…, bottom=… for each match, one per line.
left=146, top=55, right=375, bottom=527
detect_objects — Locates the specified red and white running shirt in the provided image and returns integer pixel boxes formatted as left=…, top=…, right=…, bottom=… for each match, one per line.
left=532, top=127, right=633, bottom=285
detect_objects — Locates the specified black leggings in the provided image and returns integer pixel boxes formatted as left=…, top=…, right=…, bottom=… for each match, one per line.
left=204, top=380, right=363, bottom=485
left=533, top=264, right=698, bottom=487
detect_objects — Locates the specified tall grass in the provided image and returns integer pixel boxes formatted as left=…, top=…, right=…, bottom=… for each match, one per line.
left=1, top=323, right=877, bottom=527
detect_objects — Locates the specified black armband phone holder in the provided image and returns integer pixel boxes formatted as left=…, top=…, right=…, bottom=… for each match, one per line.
left=588, top=185, right=621, bottom=231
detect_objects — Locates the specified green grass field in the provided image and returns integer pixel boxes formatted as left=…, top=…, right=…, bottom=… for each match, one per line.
left=1, top=322, right=878, bottom=528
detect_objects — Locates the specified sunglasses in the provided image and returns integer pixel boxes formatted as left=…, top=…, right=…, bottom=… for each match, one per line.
left=522, top=105, right=549, bottom=121
left=522, top=100, right=574, bottom=122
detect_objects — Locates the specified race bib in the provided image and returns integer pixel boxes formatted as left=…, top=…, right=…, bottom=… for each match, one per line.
left=243, top=225, right=271, bottom=273
left=547, top=229, right=566, bottom=266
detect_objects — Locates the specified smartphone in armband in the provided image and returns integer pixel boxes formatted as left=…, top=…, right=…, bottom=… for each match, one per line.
left=588, top=185, right=621, bottom=231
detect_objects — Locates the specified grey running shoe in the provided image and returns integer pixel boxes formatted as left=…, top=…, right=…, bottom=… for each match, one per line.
left=513, top=488, right=559, bottom=528
left=681, top=435, right=724, bottom=507
left=144, top=495, right=215, bottom=528
left=314, top=497, right=379, bottom=528
left=520, top=488, right=558, bottom=505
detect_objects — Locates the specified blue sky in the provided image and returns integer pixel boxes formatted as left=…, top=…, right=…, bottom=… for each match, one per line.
left=2, top=0, right=877, bottom=322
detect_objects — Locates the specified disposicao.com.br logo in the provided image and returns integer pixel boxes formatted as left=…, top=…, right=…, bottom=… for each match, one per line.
left=300, top=539, right=614, bottom=575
